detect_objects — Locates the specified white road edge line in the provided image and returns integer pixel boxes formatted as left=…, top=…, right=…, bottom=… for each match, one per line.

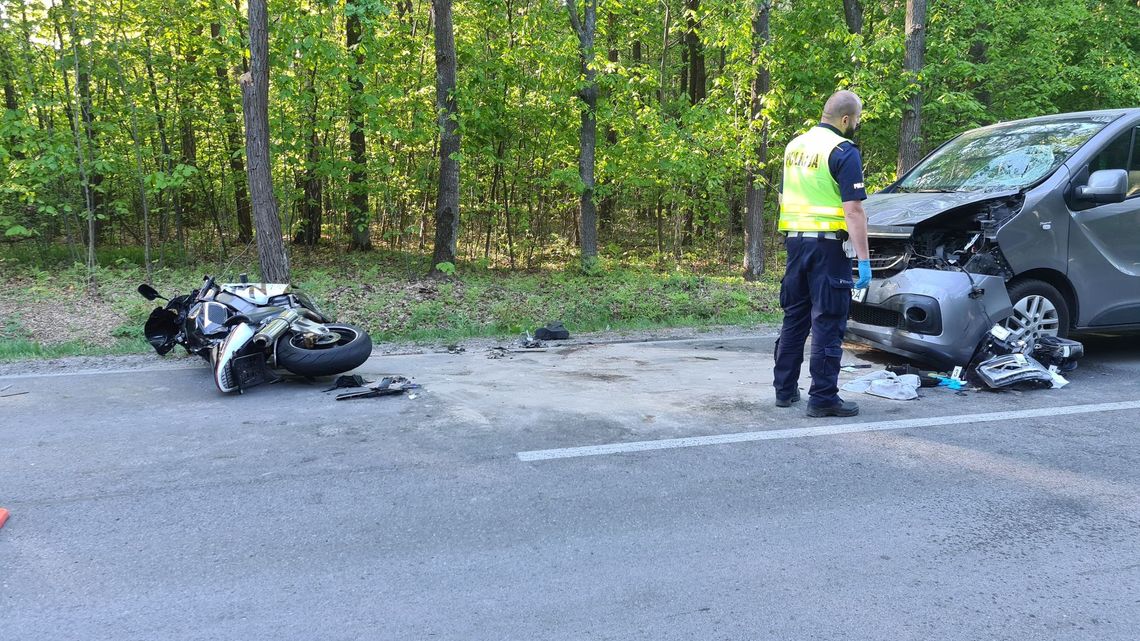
left=0, top=365, right=207, bottom=380
left=517, top=399, right=1140, bottom=462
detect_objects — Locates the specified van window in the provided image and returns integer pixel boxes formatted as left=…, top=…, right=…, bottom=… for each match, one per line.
left=1130, top=128, right=1140, bottom=197
left=1088, top=129, right=1131, bottom=173
left=1087, top=128, right=1139, bottom=199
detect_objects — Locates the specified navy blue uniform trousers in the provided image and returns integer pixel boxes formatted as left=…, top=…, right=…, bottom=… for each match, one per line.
left=773, top=236, right=854, bottom=407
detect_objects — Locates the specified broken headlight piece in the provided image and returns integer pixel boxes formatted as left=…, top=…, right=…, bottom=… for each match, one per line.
left=974, top=353, right=1054, bottom=390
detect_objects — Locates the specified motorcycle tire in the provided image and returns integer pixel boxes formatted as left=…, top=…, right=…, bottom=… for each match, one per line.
left=275, top=324, right=373, bottom=377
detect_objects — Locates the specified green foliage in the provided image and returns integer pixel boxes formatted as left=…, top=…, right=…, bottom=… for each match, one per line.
left=0, top=0, right=1136, bottom=273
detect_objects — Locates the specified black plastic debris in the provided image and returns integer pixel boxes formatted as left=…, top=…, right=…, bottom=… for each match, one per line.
left=1032, top=336, right=1084, bottom=372
left=335, top=376, right=420, bottom=401
left=886, top=364, right=944, bottom=388
left=323, top=374, right=369, bottom=392
left=534, top=321, right=570, bottom=341
left=970, top=324, right=1029, bottom=368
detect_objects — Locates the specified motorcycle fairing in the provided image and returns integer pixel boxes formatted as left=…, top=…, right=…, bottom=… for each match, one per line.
left=214, top=323, right=256, bottom=393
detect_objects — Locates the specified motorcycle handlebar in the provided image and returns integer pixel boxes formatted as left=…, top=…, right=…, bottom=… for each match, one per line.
left=197, top=275, right=218, bottom=301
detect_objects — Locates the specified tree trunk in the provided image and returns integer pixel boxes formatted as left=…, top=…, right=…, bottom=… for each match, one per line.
left=597, top=11, right=619, bottom=234
left=0, top=41, right=22, bottom=159
left=897, top=0, right=927, bottom=176
left=968, top=25, right=991, bottom=109
left=63, top=0, right=102, bottom=258
left=110, top=53, right=154, bottom=281
left=685, top=0, right=705, bottom=105
left=212, top=19, right=253, bottom=244
left=568, top=0, right=599, bottom=264
left=429, top=0, right=460, bottom=274
left=743, top=0, right=771, bottom=281
left=1, top=44, right=18, bottom=113
left=58, top=0, right=98, bottom=270
left=294, top=65, right=322, bottom=247
left=655, top=197, right=664, bottom=259
left=295, top=134, right=323, bottom=246
left=143, top=39, right=183, bottom=254
left=842, top=0, right=863, bottom=35
left=346, top=3, right=372, bottom=250
left=658, top=3, right=670, bottom=104
left=177, top=28, right=201, bottom=227
left=239, top=0, right=290, bottom=282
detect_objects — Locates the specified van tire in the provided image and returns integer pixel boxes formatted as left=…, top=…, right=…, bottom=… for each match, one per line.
left=1002, top=279, right=1070, bottom=344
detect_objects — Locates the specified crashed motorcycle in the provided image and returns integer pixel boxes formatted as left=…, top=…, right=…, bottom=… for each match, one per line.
left=138, top=275, right=372, bottom=393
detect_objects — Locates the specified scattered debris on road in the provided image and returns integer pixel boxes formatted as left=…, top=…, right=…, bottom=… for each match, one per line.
left=520, top=331, right=545, bottom=349
left=323, top=374, right=370, bottom=392
left=852, top=326, right=1088, bottom=397
left=335, top=376, right=421, bottom=401
left=533, top=321, right=570, bottom=341
left=842, top=371, right=921, bottom=400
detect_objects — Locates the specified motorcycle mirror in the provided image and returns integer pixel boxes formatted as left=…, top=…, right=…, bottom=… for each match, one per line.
left=137, top=283, right=165, bottom=301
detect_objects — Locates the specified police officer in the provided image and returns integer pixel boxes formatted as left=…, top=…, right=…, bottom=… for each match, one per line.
left=772, top=90, right=871, bottom=417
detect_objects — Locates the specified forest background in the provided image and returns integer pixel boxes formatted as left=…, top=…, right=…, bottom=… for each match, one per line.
left=0, top=0, right=1138, bottom=356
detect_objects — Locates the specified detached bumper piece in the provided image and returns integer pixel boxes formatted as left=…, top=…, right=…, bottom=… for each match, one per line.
left=969, top=325, right=1084, bottom=390
left=974, top=353, right=1054, bottom=390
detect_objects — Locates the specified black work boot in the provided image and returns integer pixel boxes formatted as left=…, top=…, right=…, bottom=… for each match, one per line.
left=775, top=390, right=801, bottom=408
left=806, top=400, right=860, bottom=418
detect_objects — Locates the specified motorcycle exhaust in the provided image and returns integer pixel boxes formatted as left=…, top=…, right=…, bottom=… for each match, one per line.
left=252, top=309, right=301, bottom=347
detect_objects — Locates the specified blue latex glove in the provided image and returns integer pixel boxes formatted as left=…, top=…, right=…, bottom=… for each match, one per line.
left=854, top=259, right=872, bottom=289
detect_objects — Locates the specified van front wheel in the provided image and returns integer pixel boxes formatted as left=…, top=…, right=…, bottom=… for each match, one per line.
left=1001, top=279, right=1070, bottom=345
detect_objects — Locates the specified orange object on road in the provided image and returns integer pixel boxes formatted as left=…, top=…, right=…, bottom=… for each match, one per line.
left=0, top=508, right=9, bottom=529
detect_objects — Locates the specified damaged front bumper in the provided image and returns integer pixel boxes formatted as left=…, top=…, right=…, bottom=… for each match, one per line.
left=846, top=269, right=1013, bottom=368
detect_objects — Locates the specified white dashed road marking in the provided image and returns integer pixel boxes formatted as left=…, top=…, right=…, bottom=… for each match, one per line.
left=517, top=400, right=1140, bottom=462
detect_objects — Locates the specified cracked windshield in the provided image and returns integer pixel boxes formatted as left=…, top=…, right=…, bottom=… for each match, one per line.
left=897, top=117, right=1112, bottom=193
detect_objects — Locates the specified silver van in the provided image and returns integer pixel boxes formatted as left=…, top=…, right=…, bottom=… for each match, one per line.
left=847, top=109, right=1140, bottom=367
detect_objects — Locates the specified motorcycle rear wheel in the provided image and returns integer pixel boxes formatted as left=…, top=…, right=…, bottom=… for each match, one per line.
left=276, top=324, right=373, bottom=377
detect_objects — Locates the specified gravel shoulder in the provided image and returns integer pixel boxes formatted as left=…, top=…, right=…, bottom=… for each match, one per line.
left=0, top=323, right=780, bottom=377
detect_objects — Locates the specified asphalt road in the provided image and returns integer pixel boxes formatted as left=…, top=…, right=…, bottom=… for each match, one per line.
left=2, top=333, right=1139, bottom=640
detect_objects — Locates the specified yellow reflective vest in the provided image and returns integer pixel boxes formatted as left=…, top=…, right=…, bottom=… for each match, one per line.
left=778, top=126, right=851, bottom=232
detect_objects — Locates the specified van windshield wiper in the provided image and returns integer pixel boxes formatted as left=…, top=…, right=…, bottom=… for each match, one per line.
left=895, top=187, right=960, bottom=194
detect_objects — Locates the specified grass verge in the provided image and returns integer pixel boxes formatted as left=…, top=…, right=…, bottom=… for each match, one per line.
left=0, top=248, right=782, bottom=360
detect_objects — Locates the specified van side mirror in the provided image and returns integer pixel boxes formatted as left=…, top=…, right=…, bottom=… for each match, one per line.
left=1075, top=169, right=1128, bottom=204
